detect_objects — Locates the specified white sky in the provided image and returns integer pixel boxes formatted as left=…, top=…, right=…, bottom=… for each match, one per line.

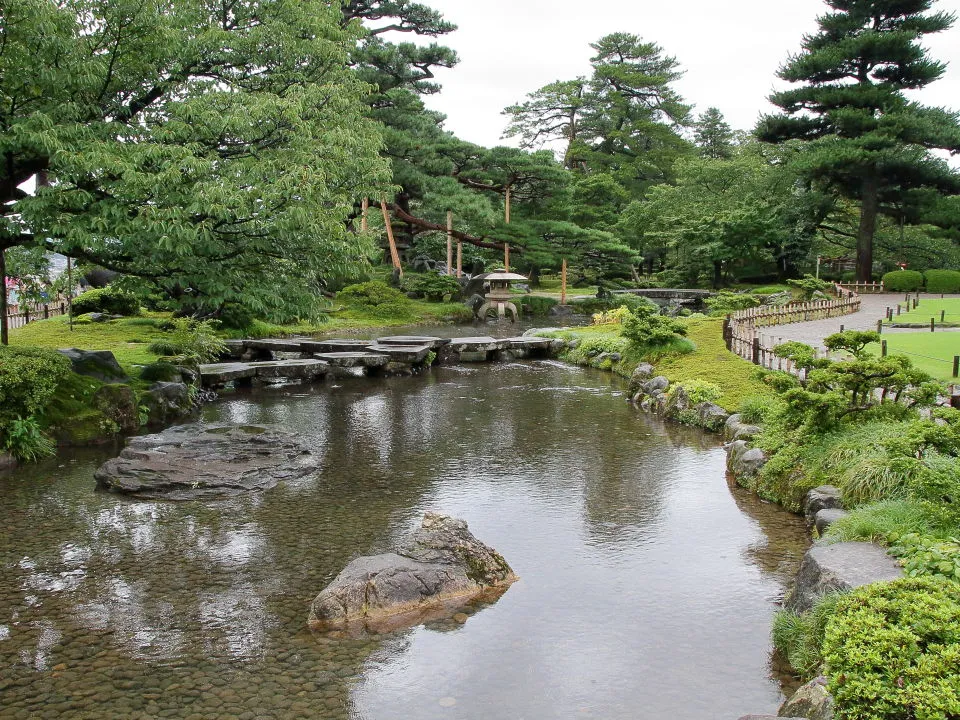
left=417, top=0, right=960, bottom=148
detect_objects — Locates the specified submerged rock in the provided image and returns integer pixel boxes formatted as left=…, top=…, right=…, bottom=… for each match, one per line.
left=778, top=676, right=834, bottom=720
left=786, top=542, right=903, bottom=613
left=94, top=424, right=320, bottom=500
left=309, top=513, right=516, bottom=634
left=141, top=381, right=196, bottom=426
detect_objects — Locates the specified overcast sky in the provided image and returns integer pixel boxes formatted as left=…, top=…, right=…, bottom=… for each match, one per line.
left=414, top=0, right=960, bottom=149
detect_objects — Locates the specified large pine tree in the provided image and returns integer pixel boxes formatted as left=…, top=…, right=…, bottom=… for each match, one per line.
left=757, top=0, right=960, bottom=281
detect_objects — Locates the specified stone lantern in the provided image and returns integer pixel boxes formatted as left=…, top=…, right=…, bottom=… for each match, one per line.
left=475, top=269, right=527, bottom=322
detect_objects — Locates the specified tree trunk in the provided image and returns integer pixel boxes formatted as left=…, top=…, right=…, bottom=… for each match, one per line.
left=0, top=246, right=8, bottom=345
left=713, top=260, right=723, bottom=290
left=857, top=173, right=878, bottom=283
left=527, top=266, right=540, bottom=288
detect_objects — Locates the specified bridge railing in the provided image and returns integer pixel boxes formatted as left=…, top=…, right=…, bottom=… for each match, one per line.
left=723, top=284, right=861, bottom=373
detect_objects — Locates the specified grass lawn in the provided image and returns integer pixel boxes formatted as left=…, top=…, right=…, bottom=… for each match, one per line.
left=542, top=317, right=771, bottom=411
left=868, top=332, right=960, bottom=381
left=885, top=297, right=960, bottom=327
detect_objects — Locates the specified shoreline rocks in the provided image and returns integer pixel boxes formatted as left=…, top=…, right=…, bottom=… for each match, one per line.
left=94, top=424, right=320, bottom=500
left=309, top=513, right=516, bottom=634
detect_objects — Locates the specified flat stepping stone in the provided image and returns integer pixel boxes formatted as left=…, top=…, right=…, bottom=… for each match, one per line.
left=376, top=336, right=449, bottom=350
left=503, top=337, right=553, bottom=348
left=445, top=336, right=507, bottom=352
left=366, top=344, right=432, bottom=363
left=248, top=359, right=329, bottom=380
left=299, top=339, right=375, bottom=353
left=200, top=362, right=258, bottom=386
left=312, top=352, right=390, bottom=368
left=244, top=338, right=307, bottom=352
left=786, top=541, right=903, bottom=612
left=94, top=424, right=321, bottom=500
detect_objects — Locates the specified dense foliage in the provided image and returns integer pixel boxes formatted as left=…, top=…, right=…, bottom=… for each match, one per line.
left=0, top=346, right=71, bottom=460
left=924, top=270, right=960, bottom=293
left=72, top=287, right=141, bottom=317
left=883, top=270, right=925, bottom=292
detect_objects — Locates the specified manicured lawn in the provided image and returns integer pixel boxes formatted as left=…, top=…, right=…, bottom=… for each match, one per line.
left=868, top=332, right=960, bottom=381
left=885, top=298, right=960, bottom=327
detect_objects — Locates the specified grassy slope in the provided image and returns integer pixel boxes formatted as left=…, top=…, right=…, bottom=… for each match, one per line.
left=867, top=333, right=960, bottom=381
left=547, top=317, right=769, bottom=411
left=886, top=298, right=960, bottom=326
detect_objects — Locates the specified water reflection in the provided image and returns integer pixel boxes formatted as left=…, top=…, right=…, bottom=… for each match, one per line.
left=0, top=359, right=808, bottom=719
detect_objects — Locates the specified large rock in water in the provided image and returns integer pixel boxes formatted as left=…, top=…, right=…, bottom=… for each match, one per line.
left=309, top=513, right=516, bottom=634
left=778, top=676, right=834, bottom=720
left=94, top=424, right=320, bottom=500
left=786, top=542, right=903, bottom=613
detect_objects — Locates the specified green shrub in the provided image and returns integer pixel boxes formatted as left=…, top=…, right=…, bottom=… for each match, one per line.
left=402, top=273, right=462, bottom=302
left=140, top=361, right=183, bottom=383
left=824, top=577, right=960, bottom=720
left=0, top=346, right=72, bottom=425
left=146, top=318, right=226, bottom=364
left=72, top=286, right=140, bottom=316
left=520, top=296, right=559, bottom=316
left=882, top=270, right=924, bottom=292
left=738, top=395, right=779, bottom=424
left=924, top=270, right=960, bottom=294
left=563, top=335, right=630, bottom=367
left=889, top=533, right=960, bottom=581
left=2, top=416, right=55, bottom=461
left=671, top=379, right=722, bottom=405
left=787, top=274, right=833, bottom=301
left=570, top=295, right=659, bottom=315
left=705, top=291, right=761, bottom=316
left=773, top=592, right=846, bottom=681
left=621, top=304, right=687, bottom=349
left=338, top=280, right=416, bottom=318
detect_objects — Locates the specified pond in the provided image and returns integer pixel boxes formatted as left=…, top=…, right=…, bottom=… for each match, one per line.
left=0, top=358, right=809, bottom=719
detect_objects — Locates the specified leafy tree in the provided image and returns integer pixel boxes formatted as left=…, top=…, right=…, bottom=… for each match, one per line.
left=694, top=107, right=735, bottom=159
left=0, top=0, right=389, bottom=342
left=757, top=0, right=960, bottom=282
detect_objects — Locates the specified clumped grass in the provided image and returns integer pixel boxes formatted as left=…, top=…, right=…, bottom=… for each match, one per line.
left=773, top=592, right=846, bottom=681
left=823, top=499, right=947, bottom=544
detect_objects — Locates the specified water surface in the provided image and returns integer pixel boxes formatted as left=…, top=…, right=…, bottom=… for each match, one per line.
left=0, top=360, right=808, bottom=719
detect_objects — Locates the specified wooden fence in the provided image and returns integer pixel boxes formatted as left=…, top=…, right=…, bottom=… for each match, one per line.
left=4, top=298, right=69, bottom=330
left=838, top=281, right=884, bottom=294
left=723, top=284, right=862, bottom=373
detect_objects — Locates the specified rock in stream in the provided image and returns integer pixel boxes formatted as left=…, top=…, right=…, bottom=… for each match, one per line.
left=309, top=513, right=516, bottom=634
left=94, top=424, right=320, bottom=500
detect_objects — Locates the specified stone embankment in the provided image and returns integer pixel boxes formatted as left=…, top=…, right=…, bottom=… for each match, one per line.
left=627, top=363, right=731, bottom=432
left=309, top=513, right=516, bottom=634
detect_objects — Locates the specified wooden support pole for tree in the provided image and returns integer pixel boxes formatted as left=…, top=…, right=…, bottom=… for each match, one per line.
left=456, top=241, right=462, bottom=278
left=0, top=247, right=7, bottom=346
left=505, top=186, right=511, bottom=225
left=881, top=340, right=887, bottom=357
left=67, top=256, right=73, bottom=332
left=505, top=243, right=510, bottom=272
left=360, top=198, right=369, bottom=233
left=561, top=258, right=567, bottom=305
left=446, top=210, right=453, bottom=277
left=379, top=199, right=403, bottom=279
left=954, top=355, right=959, bottom=379
left=931, top=318, right=935, bottom=333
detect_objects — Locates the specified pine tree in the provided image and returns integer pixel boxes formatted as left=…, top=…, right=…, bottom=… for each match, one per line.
left=694, top=108, right=735, bottom=159
left=757, top=0, right=960, bottom=282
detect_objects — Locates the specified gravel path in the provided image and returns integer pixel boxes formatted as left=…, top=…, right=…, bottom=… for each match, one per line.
left=756, top=293, right=960, bottom=350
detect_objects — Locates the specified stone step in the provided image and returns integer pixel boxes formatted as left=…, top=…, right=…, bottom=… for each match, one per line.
left=445, top=336, right=506, bottom=352
left=299, top=339, right=376, bottom=354
left=503, top=337, right=553, bottom=349
left=199, top=362, right=258, bottom=386
left=248, top=359, right=329, bottom=380
left=312, top=352, right=390, bottom=368
left=365, top=344, right=433, bottom=364
left=375, top=335, right=450, bottom=350
left=245, top=338, right=309, bottom=353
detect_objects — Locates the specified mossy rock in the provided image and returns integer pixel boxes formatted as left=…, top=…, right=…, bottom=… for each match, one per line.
left=51, top=410, right=121, bottom=446
left=57, top=348, right=128, bottom=383
left=140, top=361, right=183, bottom=383
left=92, top=384, right=139, bottom=434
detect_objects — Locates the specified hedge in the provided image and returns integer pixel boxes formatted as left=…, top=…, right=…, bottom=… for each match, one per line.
left=882, top=270, right=924, bottom=292
left=924, top=270, right=960, bottom=294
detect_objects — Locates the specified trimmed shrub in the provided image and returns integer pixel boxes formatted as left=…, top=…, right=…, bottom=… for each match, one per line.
left=882, top=270, right=924, bottom=292
left=621, top=304, right=687, bottom=348
left=338, top=280, right=416, bottom=319
left=72, top=286, right=140, bottom=316
left=824, top=577, right=960, bottom=720
left=520, top=296, right=559, bottom=316
left=924, top=269, right=960, bottom=294
left=0, top=346, right=72, bottom=425
left=402, top=273, right=462, bottom=302
left=705, top=291, right=761, bottom=316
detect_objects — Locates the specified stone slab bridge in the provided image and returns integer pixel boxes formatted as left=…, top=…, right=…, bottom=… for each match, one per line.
left=200, top=335, right=560, bottom=388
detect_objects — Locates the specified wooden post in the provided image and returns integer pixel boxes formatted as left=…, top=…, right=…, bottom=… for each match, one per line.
left=954, top=356, right=959, bottom=379
left=877, top=320, right=882, bottom=334
left=67, top=256, right=73, bottom=332
left=456, top=241, right=462, bottom=278
left=446, top=210, right=453, bottom=276
left=360, top=198, right=369, bottom=233
left=561, top=258, right=567, bottom=305
left=0, top=246, right=7, bottom=345
left=931, top=318, right=935, bottom=333
left=881, top=340, right=887, bottom=357
left=504, top=243, right=510, bottom=272
left=941, top=310, right=946, bottom=323
left=379, top=200, right=403, bottom=278
left=505, top=186, right=511, bottom=224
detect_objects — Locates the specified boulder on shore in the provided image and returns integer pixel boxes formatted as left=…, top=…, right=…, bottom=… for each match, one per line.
left=309, top=513, right=516, bottom=634
left=58, top=348, right=128, bottom=382
left=804, top=486, right=843, bottom=521
left=777, top=676, right=834, bottom=720
left=94, top=424, right=320, bottom=500
left=786, top=542, right=903, bottom=613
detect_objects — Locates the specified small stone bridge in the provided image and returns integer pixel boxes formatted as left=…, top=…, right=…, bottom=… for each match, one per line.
left=200, top=334, right=559, bottom=388
left=611, top=288, right=712, bottom=306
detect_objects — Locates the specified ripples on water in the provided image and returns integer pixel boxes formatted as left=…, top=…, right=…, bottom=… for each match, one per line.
left=0, top=360, right=809, bottom=719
